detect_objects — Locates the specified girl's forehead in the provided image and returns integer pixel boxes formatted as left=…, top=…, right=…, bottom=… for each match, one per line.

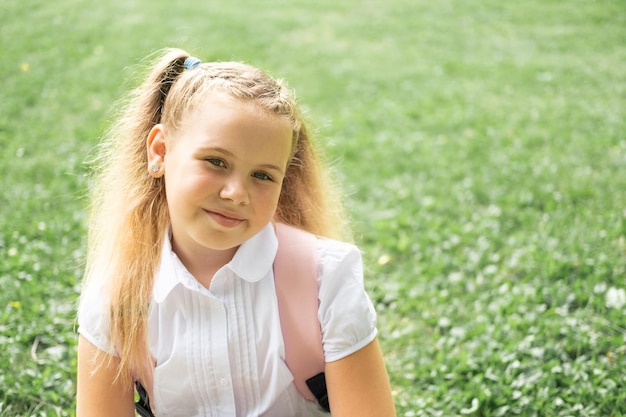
left=171, top=93, right=292, bottom=140
left=187, top=92, right=290, bottom=128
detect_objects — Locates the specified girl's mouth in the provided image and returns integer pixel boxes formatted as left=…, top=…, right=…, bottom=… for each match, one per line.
left=206, top=210, right=245, bottom=228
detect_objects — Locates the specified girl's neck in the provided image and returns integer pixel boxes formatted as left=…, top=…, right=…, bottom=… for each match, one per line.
left=171, top=240, right=238, bottom=288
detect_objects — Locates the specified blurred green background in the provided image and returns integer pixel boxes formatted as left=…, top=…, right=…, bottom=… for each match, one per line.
left=1, top=0, right=625, bottom=415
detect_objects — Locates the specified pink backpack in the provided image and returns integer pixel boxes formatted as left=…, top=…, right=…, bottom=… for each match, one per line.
left=135, top=223, right=329, bottom=415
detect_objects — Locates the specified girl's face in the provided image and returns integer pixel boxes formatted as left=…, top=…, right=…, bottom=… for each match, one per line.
left=148, top=93, right=292, bottom=263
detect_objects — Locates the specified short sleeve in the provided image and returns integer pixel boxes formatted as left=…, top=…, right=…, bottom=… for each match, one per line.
left=77, top=279, right=116, bottom=355
left=317, top=239, right=378, bottom=363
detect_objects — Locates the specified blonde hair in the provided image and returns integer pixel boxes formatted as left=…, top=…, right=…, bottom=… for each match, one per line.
left=83, top=48, right=347, bottom=385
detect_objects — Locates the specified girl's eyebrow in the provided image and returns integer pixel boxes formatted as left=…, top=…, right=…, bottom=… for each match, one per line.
left=258, top=163, right=285, bottom=176
left=198, top=145, right=234, bottom=157
left=199, top=146, right=285, bottom=175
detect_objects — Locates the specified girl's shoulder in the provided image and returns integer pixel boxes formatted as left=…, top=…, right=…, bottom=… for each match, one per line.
left=315, top=237, right=378, bottom=362
left=316, top=236, right=363, bottom=274
left=77, top=277, right=115, bottom=355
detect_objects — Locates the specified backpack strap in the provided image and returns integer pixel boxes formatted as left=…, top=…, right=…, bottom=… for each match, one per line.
left=273, top=223, right=327, bottom=409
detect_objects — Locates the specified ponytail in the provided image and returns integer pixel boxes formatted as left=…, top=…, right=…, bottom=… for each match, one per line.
left=84, top=49, right=190, bottom=385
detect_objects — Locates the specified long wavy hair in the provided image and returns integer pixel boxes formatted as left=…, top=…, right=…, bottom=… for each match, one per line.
left=82, top=48, right=348, bottom=385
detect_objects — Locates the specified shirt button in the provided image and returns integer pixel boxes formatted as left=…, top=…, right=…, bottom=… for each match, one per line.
left=220, top=377, right=229, bottom=386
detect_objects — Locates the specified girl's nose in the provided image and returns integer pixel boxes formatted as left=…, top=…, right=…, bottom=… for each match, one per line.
left=219, top=175, right=250, bottom=205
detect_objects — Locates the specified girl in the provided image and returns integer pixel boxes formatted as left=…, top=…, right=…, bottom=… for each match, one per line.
left=76, top=48, right=396, bottom=417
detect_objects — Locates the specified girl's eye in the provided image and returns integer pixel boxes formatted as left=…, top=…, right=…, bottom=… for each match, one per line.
left=252, top=172, right=272, bottom=181
left=207, top=158, right=226, bottom=168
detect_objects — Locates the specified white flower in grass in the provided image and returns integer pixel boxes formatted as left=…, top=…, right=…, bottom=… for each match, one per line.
left=460, top=398, right=479, bottom=414
left=593, top=283, right=607, bottom=293
left=437, top=317, right=451, bottom=328
left=606, top=287, right=626, bottom=309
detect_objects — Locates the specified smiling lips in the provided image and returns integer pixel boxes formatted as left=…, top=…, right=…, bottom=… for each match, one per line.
left=205, top=209, right=245, bottom=228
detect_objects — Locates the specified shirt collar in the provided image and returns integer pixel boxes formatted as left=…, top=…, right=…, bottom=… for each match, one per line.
left=153, top=223, right=278, bottom=303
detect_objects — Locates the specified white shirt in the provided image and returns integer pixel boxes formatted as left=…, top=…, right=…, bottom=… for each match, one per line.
left=78, top=223, right=377, bottom=417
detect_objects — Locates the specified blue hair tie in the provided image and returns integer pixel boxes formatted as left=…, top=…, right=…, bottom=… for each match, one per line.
left=183, top=56, right=202, bottom=70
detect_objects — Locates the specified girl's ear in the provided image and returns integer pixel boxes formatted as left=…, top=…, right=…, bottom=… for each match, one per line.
left=147, top=124, right=167, bottom=178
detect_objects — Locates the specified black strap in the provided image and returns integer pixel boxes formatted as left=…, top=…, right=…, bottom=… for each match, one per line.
left=306, top=372, right=330, bottom=413
left=135, top=382, right=155, bottom=417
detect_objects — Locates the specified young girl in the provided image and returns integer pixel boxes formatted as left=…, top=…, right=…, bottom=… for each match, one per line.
left=76, top=48, right=396, bottom=417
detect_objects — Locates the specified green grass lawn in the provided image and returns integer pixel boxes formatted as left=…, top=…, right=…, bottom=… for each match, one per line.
left=1, top=0, right=625, bottom=415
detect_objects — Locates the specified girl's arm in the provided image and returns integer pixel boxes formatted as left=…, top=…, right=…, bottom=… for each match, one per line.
left=76, top=335, right=135, bottom=417
left=325, top=337, right=396, bottom=417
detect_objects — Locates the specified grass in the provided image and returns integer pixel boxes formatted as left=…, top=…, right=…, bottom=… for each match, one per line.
left=1, top=0, right=625, bottom=415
